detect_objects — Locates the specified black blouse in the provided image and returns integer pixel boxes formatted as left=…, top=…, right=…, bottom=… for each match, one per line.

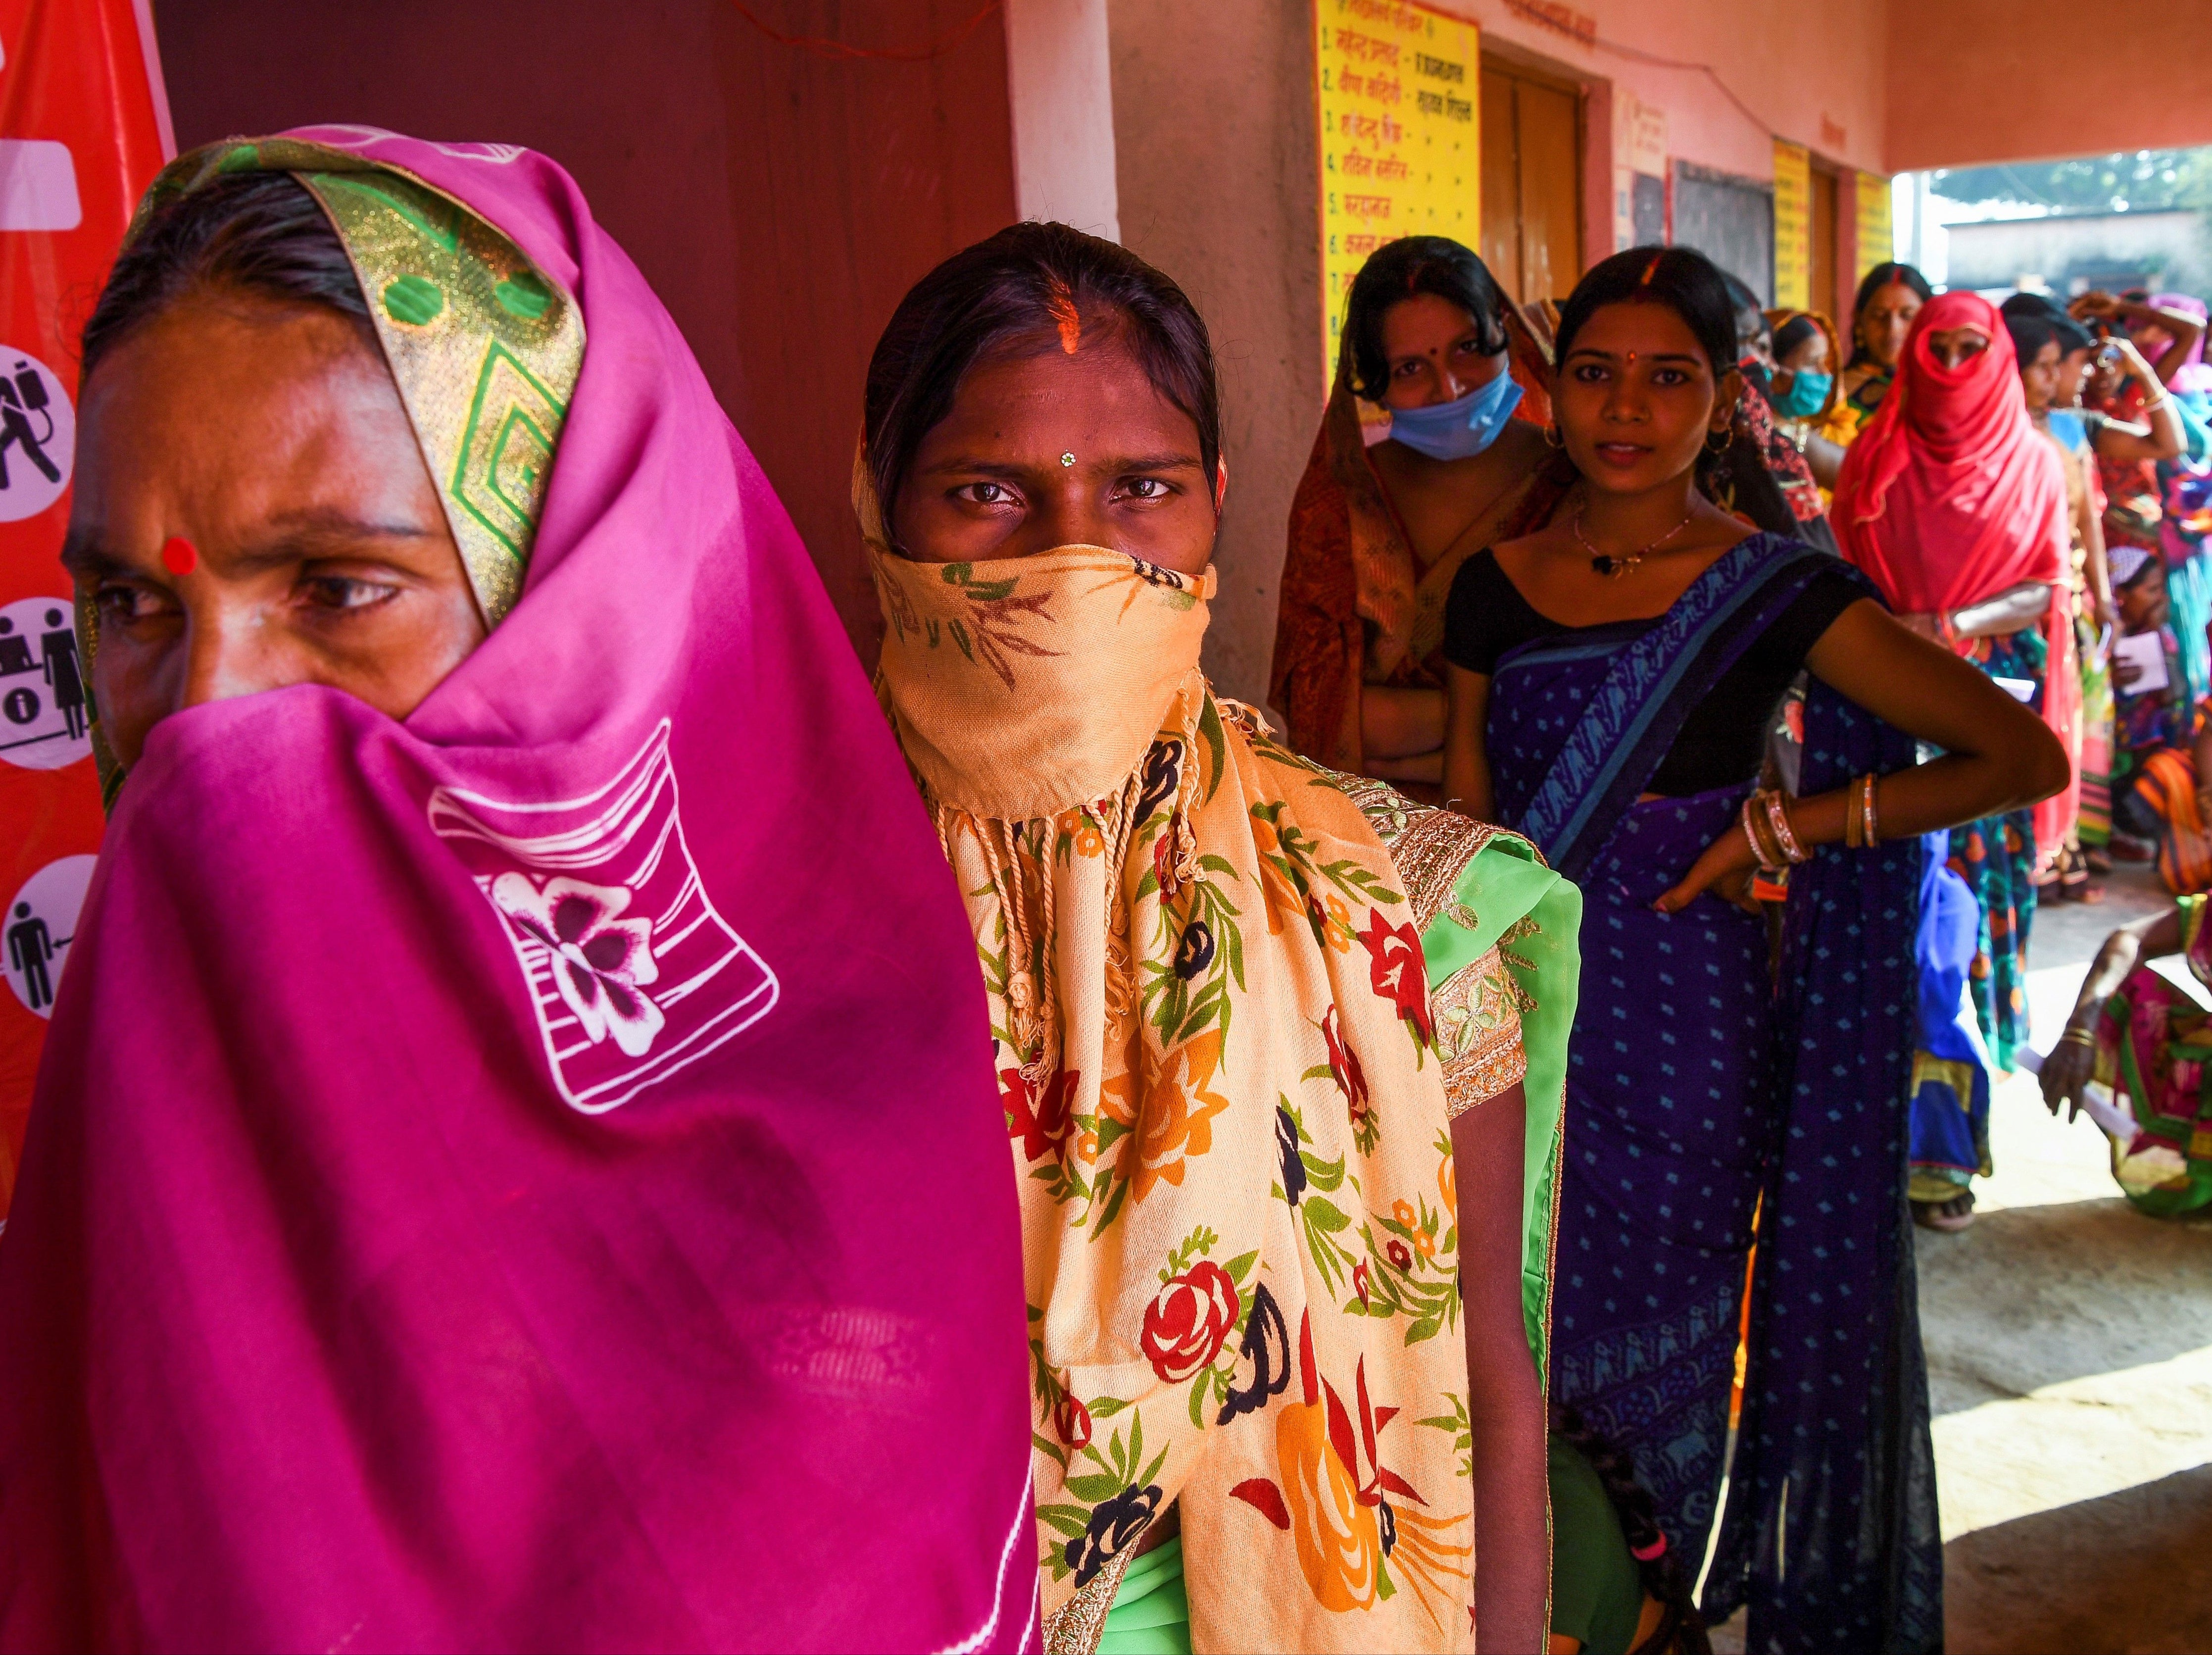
left=1442, top=547, right=1869, bottom=796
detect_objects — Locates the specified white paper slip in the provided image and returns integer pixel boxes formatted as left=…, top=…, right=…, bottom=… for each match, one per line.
left=1992, top=676, right=2037, bottom=702
left=2114, top=630, right=2170, bottom=693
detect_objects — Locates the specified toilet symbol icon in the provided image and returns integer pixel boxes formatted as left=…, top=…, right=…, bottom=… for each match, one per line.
left=0, top=597, right=90, bottom=768
left=7, top=901, right=54, bottom=1012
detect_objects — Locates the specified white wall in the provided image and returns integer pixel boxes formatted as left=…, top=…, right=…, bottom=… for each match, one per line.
left=1006, top=0, right=1121, bottom=239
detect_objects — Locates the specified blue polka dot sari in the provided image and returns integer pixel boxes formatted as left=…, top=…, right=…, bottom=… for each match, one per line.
left=1489, top=535, right=1942, bottom=1653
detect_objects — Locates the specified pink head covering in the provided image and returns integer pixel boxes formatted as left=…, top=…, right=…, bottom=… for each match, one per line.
left=1833, top=289, right=2077, bottom=853
left=0, top=129, right=1034, bottom=1653
left=2149, top=292, right=2212, bottom=396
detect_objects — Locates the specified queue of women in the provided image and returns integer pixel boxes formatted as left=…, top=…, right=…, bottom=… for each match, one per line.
left=8, top=122, right=2169, bottom=1655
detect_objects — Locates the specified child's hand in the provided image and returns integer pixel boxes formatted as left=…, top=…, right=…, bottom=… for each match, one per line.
left=2116, top=655, right=2145, bottom=688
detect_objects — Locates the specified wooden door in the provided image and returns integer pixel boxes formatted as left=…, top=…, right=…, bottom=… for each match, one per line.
left=1479, top=67, right=1520, bottom=295
left=1515, top=79, right=1579, bottom=304
left=1809, top=165, right=1839, bottom=323
left=1476, top=60, right=1583, bottom=304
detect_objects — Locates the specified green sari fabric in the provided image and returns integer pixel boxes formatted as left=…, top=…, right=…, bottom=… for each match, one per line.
left=1418, top=834, right=1582, bottom=1367
left=1099, top=1537, right=1188, bottom=1654
left=1546, top=1436, right=1645, bottom=1655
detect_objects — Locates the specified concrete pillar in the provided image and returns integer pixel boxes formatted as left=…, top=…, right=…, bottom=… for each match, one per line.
left=1110, top=0, right=1322, bottom=708
left=1003, top=0, right=1119, bottom=240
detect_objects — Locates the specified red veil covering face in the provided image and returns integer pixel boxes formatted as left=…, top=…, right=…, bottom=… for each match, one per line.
left=0, top=131, right=1034, bottom=1653
left=1832, top=290, right=2076, bottom=853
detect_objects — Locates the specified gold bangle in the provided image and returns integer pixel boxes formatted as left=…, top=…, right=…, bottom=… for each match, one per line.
left=1741, top=794, right=1786, bottom=872
left=2059, top=1025, right=2096, bottom=1048
left=1863, top=773, right=1881, bottom=848
left=1764, top=790, right=1810, bottom=864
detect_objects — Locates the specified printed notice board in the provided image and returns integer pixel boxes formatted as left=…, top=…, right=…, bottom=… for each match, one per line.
left=1315, top=0, right=1480, bottom=387
left=1855, top=171, right=1894, bottom=282
left=1772, top=140, right=1811, bottom=310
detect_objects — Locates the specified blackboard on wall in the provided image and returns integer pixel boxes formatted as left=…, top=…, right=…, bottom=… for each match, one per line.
left=1672, top=160, right=1774, bottom=304
left=1631, top=172, right=1666, bottom=248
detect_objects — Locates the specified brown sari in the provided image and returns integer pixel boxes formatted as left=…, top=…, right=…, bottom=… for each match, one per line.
left=1271, top=305, right=1571, bottom=771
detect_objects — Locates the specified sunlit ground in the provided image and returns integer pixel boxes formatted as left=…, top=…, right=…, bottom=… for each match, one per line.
left=1921, top=862, right=2212, bottom=1652
left=1709, top=861, right=2212, bottom=1653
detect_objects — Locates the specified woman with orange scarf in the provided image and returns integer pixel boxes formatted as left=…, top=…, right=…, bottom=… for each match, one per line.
left=858, top=223, right=1584, bottom=1654
left=1833, top=290, right=2074, bottom=1227
left=1271, top=238, right=1568, bottom=790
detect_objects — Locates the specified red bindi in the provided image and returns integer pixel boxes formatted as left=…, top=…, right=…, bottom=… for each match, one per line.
left=160, top=537, right=197, bottom=575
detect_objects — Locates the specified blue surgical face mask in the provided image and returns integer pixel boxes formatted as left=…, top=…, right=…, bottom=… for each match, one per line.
left=1771, top=370, right=1833, bottom=418
left=1385, top=368, right=1524, bottom=461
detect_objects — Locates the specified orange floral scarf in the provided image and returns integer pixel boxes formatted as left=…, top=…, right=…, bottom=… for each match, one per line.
left=866, top=488, right=1548, bottom=1650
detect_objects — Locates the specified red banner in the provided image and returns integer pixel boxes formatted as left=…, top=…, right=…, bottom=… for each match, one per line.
left=0, top=0, right=171, bottom=1214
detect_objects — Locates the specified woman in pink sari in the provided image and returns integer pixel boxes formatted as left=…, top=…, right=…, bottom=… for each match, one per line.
left=0, top=131, right=1034, bottom=1652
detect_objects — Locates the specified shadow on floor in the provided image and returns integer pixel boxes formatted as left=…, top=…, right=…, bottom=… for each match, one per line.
left=1916, top=1196, right=2212, bottom=1414
left=1944, top=1462, right=2212, bottom=1654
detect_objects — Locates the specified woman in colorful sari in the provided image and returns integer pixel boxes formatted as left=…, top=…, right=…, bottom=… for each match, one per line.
left=2007, top=297, right=2119, bottom=887
left=1763, top=308, right=1849, bottom=493
left=1439, top=247, right=2068, bottom=1651
left=1833, top=261, right=1932, bottom=443
left=1832, top=292, right=2079, bottom=1232
left=2041, top=898, right=2212, bottom=1217
left=0, top=132, right=1035, bottom=1652
left=2077, top=290, right=2205, bottom=711
left=1272, top=237, right=1568, bottom=789
left=858, top=222, right=1583, bottom=1654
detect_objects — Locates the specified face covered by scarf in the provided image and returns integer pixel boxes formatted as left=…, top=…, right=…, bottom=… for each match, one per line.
left=0, top=132, right=1034, bottom=1654
left=861, top=460, right=1575, bottom=1653
left=1832, top=289, right=2076, bottom=853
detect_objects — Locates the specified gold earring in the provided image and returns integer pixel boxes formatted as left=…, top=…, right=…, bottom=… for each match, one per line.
left=1543, top=425, right=1565, bottom=449
left=1706, top=427, right=1732, bottom=453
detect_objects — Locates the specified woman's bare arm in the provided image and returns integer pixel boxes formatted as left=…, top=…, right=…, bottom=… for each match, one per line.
left=1442, top=664, right=1496, bottom=821
left=1801, top=431, right=1846, bottom=489
left=2089, top=340, right=2186, bottom=462
left=1363, top=684, right=1446, bottom=761
left=1947, top=580, right=2057, bottom=639
left=2039, top=908, right=2185, bottom=1118
left=1455, top=1082, right=1546, bottom=1655
left=1658, top=599, right=2069, bottom=911
left=2081, top=484, right=2114, bottom=636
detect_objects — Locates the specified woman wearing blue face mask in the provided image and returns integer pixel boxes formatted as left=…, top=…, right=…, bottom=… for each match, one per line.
left=1274, top=236, right=1570, bottom=792
left=1765, top=309, right=1850, bottom=496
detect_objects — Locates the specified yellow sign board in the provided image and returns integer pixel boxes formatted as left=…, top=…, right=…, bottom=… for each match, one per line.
left=1315, top=0, right=1480, bottom=387
left=1773, top=140, right=1811, bottom=310
left=1855, top=171, right=1894, bottom=282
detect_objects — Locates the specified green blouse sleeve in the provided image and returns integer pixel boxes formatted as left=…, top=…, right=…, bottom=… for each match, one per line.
left=1420, top=832, right=1582, bottom=1371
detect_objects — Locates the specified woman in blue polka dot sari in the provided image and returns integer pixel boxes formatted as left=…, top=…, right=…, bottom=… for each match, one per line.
left=1439, top=249, right=2067, bottom=1653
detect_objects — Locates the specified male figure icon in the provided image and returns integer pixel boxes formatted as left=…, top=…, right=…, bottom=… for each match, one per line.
left=8, top=901, right=52, bottom=1012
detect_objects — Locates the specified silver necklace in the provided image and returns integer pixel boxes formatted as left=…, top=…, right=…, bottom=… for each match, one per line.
left=1573, top=503, right=1697, bottom=578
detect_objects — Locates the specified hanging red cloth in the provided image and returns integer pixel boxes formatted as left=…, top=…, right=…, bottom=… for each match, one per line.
left=0, top=0, right=172, bottom=1214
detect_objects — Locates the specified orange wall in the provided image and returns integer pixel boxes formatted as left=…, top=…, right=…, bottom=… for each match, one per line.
left=1885, top=0, right=2212, bottom=171
left=1462, top=0, right=1889, bottom=182
left=155, top=0, right=1018, bottom=656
